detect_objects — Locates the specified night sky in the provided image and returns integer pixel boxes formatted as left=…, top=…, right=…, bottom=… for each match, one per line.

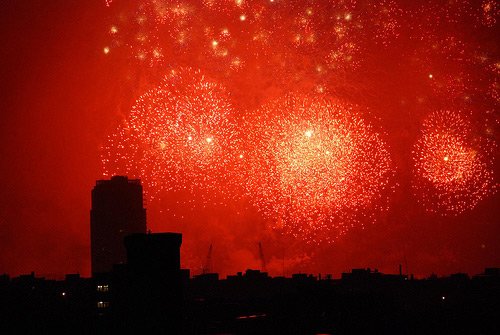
left=0, top=0, right=499, bottom=279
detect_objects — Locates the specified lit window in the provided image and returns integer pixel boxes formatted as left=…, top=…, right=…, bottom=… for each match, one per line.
left=97, top=301, right=110, bottom=309
left=97, top=284, right=109, bottom=292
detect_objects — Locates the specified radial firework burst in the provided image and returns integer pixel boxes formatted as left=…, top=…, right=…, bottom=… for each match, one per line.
left=101, top=68, right=242, bottom=201
left=412, top=110, right=496, bottom=215
left=241, top=95, right=395, bottom=243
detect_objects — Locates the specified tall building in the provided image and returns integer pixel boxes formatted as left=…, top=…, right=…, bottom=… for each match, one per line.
left=90, top=176, right=146, bottom=274
left=115, top=233, right=184, bottom=333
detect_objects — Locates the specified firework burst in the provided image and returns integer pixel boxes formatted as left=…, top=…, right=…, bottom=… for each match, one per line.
left=412, top=110, right=496, bottom=215
left=101, top=68, right=242, bottom=201
left=99, top=0, right=499, bottom=249
left=241, top=95, right=394, bottom=243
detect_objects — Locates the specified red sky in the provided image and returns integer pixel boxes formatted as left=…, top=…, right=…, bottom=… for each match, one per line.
left=0, top=0, right=499, bottom=279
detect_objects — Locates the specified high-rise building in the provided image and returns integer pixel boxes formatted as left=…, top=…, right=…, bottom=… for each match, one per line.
left=90, top=176, right=146, bottom=274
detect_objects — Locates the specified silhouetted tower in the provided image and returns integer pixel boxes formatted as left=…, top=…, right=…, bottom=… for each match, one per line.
left=259, top=241, right=267, bottom=273
left=118, top=232, right=183, bottom=333
left=90, top=176, right=146, bottom=275
left=202, top=243, right=213, bottom=274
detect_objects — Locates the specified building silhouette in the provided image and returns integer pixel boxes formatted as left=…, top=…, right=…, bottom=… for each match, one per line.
left=113, top=232, right=184, bottom=333
left=90, top=176, right=146, bottom=274
left=124, top=232, right=182, bottom=272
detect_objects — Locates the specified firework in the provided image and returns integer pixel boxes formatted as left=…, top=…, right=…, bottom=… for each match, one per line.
left=102, top=68, right=242, bottom=201
left=102, top=1, right=402, bottom=91
left=97, top=0, right=499, bottom=274
left=241, top=95, right=394, bottom=243
left=412, top=110, right=496, bottom=215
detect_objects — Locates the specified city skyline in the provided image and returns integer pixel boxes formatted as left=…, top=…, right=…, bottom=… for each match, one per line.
left=2, top=230, right=498, bottom=334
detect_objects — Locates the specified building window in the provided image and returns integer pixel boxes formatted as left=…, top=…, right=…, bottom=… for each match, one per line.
left=97, top=284, right=109, bottom=292
left=97, top=301, right=110, bottom=309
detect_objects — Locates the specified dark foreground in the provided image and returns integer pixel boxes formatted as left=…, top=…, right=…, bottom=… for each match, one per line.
left=1, top=267, right=499, bottom=334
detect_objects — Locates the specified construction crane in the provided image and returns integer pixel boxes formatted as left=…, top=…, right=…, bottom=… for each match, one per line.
left=258, top=242, right=267, bottom=273
left=202, top=243, right=213, bottom=274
